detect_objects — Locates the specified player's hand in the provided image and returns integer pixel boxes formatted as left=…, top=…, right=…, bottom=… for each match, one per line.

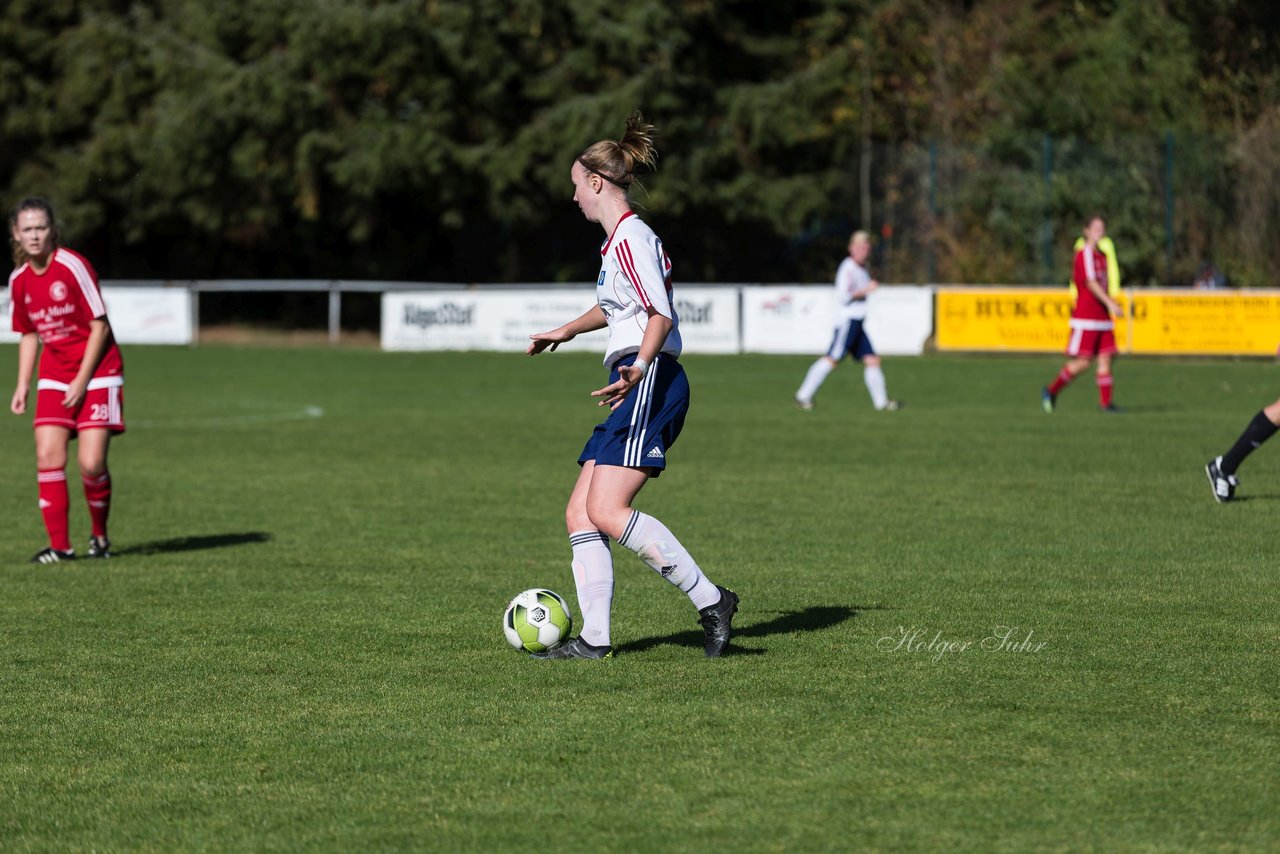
left=62, top=380, right=87, bottom=409
left=591, top=366, right=643, bottom=410
left=527, top=329, right=572, bottom=355
left=10, top=386, right=27, bottom=415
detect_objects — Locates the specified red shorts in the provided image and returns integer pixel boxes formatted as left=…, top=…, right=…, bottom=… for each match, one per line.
left=1066, top=327, right=1116, bottom=357
left=34, top=378, right=126, bottom=434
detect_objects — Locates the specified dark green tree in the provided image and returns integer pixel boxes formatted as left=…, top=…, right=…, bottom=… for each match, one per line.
left=0, top=0, right=1275, bottom=286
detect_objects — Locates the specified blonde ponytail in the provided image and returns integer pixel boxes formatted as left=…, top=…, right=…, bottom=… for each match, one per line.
left=578, top=110, right=658, bottom=191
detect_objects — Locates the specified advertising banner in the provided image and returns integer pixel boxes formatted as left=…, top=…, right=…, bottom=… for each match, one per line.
left=383, top=287, right=742, bottom=355
left=742, top=285, right=932, bottom=355
left=864, top=286, right=934, bottom=356
left=102, top=287, right=193, bottom=344
left=741, top=286, right=832, bottom=354
left=0, top=284, right=192, bottom=345
left=937, top=287, right=1280, bottom=356
left=0, top=288, right=15, bottom=344
left=1130, top=290, right=1280, bottom=356
left=383, top=290, right=607, bottom=354
left=936, top=287, right=1132, bottom=353
left=671, top=287, right=740, bottom=354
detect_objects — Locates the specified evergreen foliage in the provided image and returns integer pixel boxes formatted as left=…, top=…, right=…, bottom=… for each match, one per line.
left=1, top=0, right=1275, bottom=284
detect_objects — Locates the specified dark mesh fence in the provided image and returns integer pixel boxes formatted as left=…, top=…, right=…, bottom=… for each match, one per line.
left=863, top=132, right=1277, bottom=288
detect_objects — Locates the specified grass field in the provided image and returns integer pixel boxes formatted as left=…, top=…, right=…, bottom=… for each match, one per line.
left=1, top=345, right=1277, bottom=852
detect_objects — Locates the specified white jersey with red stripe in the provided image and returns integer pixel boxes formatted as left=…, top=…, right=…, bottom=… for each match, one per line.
left=595, top=211, right=682, bottom=367
left=9, top=247, right=125, bottom=384
left=834, top=257, right=870, bottom=321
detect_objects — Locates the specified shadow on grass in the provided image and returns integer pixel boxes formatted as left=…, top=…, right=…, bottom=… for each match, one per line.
left=113, top=532, right=273, bottom=556
left=1099, top=404, right=1175, bottom=414
left=622, top=603, right=875, bottom=656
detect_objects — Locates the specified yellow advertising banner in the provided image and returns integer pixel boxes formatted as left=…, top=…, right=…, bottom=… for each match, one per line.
left=1129, top=290, right=1280, bottom=355
left=937, top=288, right=1280, bottom=356
left=935, top=288, right=1131, bottom=353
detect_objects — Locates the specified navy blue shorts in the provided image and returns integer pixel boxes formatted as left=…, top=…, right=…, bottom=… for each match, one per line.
left=579, top=353, right=689, bottom=477
left=825, top=318, right=876, bottom=360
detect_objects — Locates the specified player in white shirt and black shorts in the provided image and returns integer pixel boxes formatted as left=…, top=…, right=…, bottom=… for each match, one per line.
left=795, top=230, right=900, bottom=412
left=526, top=111, right=738, bottom=660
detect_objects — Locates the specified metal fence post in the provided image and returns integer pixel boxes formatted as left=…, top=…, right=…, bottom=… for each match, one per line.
left=928, top=139, right=938, bottom=284
left=190, top=282, right=200, bottom=345
left=1164, top=131, right=1175, bottom=285
left=1042, top=134, right=1054, bottom=284
left=329, top=284, right=341, bottom=345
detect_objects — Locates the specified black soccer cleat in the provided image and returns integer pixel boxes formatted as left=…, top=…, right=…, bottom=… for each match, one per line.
left=532, top=637, right=614, bottom=660
left=698, top=586, right=739, bottom=658
left=30, top=547, right=75, bottom=564
left=1099, top=404, right=1122, bottom=414
left=86, top=535, right=111, bottom=559
left=1205, top=456, right=1237, bottom=503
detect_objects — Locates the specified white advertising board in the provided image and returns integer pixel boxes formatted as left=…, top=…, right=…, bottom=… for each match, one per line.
left=0, top=288, right=14, bottom=344
left=741, top=286, right=833, bottom=354
left=863, top=286, right=934, bottom=356
left=0, top=284, right=192, bottom=345
left=671, top=287, right=740, bottom=354
left=382, top=287, right=742, bottom=355
left=382, top=290, right=609, bottom=354
left=102, top=287, right=193, bottom=344
left=741, top=285, right=933, bottom=356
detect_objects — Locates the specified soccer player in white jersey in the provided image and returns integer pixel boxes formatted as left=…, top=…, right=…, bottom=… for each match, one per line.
left=526, top=111, right=738, bottom=659
left=9, top=197, right=125, bottom=563
left=795, top=230, right=900, bottom=411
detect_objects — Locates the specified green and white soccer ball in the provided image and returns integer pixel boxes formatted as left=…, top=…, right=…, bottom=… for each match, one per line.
left=503, top=588, right=573, bottom=653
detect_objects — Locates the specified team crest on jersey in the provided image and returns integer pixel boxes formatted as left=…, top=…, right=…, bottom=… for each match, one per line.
left=49, top=281, right=68, bottom=301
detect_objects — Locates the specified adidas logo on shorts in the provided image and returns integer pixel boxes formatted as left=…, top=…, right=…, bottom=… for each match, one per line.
left=646, top=446, right=664, bottom=459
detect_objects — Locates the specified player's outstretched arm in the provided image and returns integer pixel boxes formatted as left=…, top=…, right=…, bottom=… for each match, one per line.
left=527, top=305, right=608, bottom=355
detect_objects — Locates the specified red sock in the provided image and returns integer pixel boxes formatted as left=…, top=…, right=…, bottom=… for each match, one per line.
left=83, top=472, right=112, bottom=539
left=1097, top=374, right=1114, bottom=407
left=37, top=468, right=71, bottom=551
left=1048, top=368, right=1073, bottom=396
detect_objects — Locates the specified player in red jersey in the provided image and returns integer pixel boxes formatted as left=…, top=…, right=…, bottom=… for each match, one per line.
left=1041, top=215, right=1125, bottom=413
left=8, top=197, right=125, bottom=563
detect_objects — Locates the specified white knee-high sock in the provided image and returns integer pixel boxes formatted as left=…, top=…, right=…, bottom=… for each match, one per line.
left=864, top=364, right=889, bottom=409
left=618, top=511, right=720, bottom=610
left=569, top=530, right=614, bottom=646
left=797, top=358, right=834, bottom=403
